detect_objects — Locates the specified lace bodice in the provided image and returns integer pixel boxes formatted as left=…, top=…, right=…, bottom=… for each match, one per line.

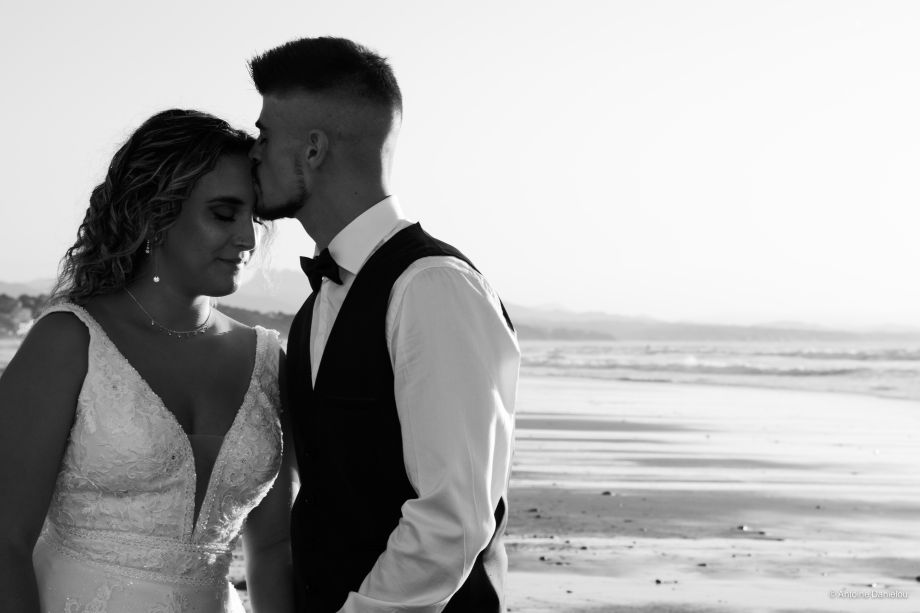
left=34, top=303, right=283, bottom=601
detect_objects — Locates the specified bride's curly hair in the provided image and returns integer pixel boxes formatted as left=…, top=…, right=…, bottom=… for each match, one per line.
left=50, top=109, right=256, bottom=304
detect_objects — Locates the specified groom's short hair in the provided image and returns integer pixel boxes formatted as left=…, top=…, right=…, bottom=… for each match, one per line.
left=249, top=37, right=402, bottom=114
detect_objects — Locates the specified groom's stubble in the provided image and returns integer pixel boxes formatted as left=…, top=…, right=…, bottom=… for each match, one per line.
left=253, top=153, right=309, bottom=221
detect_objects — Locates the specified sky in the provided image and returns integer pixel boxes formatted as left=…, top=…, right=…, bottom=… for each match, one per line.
left=1, top=0, right=919, bottom=328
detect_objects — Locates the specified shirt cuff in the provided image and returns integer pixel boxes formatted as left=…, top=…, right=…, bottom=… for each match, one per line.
left=338, top=590, right=449, bottom=613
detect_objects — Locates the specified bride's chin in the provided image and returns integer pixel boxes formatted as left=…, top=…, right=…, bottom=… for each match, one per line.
left=215, top=284, right=240, bottom=299
left=204, top=277, right=241, bottom=299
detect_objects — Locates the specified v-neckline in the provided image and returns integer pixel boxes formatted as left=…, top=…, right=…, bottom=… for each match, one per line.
left=67, top=303, right=263, bottom=539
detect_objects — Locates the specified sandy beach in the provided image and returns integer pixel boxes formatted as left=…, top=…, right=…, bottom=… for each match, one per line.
left=502, top=375, right=919, bottom=612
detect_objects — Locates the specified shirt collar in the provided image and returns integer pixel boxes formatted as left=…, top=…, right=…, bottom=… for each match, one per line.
left=322, top=196, right=404, bottom=275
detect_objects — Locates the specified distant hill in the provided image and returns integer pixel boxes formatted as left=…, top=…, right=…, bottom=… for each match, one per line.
left=514, top=324, right=614, bottom=341
left=220, top=271, right=617, bottom=340
left=4, top=274, right=919, bottom=342
left=222, top=272, right=920, bottom=342
left=0, top=293, right=48, bottom=336
left=505, top=304, right=920, bottom=342
left=0, top=279, right=54, bottom=297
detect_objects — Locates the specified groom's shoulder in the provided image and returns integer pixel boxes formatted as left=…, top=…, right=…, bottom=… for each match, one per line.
left=399, top=253, right=481, bottom=281
left=392, top=254, right=496, bottom=309
left=384, top=225, right=489, bottom=287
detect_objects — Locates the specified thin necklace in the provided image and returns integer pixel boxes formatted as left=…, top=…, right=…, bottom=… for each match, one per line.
left=124, top=288, right=213, bottom=340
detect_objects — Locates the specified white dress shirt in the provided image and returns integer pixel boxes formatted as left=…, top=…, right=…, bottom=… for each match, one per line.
left=307, top=196, right=520, bottom=613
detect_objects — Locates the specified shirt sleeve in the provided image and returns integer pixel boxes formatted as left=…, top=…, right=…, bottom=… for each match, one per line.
left=337, top=256, right=520, bottom=613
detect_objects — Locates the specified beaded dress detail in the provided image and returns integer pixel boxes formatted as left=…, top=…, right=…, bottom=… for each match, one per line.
left=31, top=304, right=283, bottom=613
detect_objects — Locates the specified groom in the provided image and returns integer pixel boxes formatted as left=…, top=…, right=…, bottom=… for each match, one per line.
left=248, top=38, right=520, bottom=612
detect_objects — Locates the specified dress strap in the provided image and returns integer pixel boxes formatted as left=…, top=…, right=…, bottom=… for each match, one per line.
left=252, top=326, right=282, bottom=413
left=254, top=326, right=282, bottom=374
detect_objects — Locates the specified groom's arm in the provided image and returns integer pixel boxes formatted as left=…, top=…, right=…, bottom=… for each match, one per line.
left=338, top=257, right=520, bottom=613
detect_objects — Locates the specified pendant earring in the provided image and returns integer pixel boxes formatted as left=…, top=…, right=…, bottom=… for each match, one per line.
left=152, top=247, right=160, bottom=283
left=145, top=239, right=151, bottom=255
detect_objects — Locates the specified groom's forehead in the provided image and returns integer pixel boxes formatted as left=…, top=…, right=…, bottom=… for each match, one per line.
left=259, top=93, right=311, bottom=129
left=258, top=95, right=286, bottom=125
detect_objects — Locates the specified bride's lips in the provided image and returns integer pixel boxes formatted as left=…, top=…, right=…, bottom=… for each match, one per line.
left=218, top=258, right=245, bottom=269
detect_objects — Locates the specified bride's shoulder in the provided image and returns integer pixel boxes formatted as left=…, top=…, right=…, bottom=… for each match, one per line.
left=210, top=311, right=282, bottom=389
left=212, top=310, right=281, bottom=349
left=32, top=302, right=94, bottom=344
left=29, top=308, right=90, bottom=348
left=11, top=304, right=91, bottom=386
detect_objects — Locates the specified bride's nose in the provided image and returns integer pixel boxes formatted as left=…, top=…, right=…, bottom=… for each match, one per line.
left=234, top=219, right=257, bottom=252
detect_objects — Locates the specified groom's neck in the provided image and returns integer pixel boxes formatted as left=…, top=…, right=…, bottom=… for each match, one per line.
left=299, top=181, right=389, bottom=251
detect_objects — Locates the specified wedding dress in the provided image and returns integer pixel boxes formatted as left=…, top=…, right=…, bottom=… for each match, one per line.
left=31, top=304, right=283, bottom=613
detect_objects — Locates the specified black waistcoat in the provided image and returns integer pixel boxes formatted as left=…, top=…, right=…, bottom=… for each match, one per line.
left=287, top=223, right=514, bottom=613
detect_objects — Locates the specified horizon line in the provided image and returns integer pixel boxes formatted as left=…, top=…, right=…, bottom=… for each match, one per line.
left=1, top=276, right=918, bottom=334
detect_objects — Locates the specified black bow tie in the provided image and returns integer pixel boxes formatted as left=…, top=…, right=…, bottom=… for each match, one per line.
left=300, top=248, right=343, bottom=293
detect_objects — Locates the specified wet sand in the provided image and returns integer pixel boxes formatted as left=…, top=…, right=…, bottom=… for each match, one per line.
left=503, top=376, right=920, bottom=612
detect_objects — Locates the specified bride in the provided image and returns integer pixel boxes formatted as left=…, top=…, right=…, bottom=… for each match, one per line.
left=0, top=110, right=294, bottom=612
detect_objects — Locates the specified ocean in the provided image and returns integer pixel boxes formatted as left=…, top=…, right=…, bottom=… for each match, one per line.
left=3, top=337, right=919, bottom=402
left=520, top=339, right=920, bottom=402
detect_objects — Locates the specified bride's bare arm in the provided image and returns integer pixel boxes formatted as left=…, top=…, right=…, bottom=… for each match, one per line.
left=0, top=313, right=87, bottom=612
left=242, top=349, right=296, bottom=612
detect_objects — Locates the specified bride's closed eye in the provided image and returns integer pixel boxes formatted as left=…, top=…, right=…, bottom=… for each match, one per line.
left=210, top=204, right=240, bottom=222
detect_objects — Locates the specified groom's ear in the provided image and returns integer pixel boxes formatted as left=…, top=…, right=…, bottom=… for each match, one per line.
left=302, top=130, right=328, bottom=169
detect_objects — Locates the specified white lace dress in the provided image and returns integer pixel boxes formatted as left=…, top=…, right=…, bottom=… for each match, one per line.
left=31, top=304, right=283, bottom=613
